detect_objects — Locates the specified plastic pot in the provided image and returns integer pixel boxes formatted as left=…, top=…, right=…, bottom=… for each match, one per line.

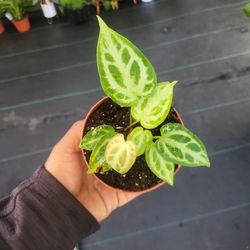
left=0, top=20, right=4, bottom=34
left=12, top=16, right=31, bottom=33
left=40, top=2, right=57, bottom=18
left=81, top=96, right=184, bottom=194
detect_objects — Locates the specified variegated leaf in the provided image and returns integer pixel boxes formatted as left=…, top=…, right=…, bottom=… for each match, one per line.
left=156, top=123, right=210, bottom=167
left=102, top=162, right=112, bottom=172
left=127, top=127, right=153, bottom=156
left=105, top=134, right=137, bottom=174
left=145, top=142, right=175, bottom=186
left=79, top=125, right=115, bottom=151
left=88, top=132, right=116, bottom=173
left=97, top=16, right=156, bottom=107
left=131, top=81, right=177, bottom=129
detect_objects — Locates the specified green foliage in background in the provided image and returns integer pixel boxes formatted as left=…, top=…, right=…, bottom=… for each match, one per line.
left=243, top=3, right=250, bottom=17
left=59, top=0, right=87, bottom=11
left=0, top=0, right=37, bottom=20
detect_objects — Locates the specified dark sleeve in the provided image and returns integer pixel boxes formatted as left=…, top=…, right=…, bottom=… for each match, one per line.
left=0, top=166, right=100, bottom=250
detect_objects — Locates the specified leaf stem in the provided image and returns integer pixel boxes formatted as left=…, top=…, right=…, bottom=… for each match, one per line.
left=129, top=112, right=133, bottom=125
left=125, top=120, right=139, bottom=131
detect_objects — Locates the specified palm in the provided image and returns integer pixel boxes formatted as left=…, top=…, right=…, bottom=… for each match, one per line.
left=45, top=121, right=140, bottom=222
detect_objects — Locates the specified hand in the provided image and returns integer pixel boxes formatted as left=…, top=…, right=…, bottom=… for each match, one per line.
left=45, top=121, right=140, bottom=222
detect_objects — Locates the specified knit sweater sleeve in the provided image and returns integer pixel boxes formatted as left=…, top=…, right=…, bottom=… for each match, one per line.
left=0, top=166, right=100, bottom=250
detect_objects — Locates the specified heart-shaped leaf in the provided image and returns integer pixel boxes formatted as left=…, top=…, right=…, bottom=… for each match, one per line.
left=97, top=16, right=156, bottom=107
left=88, top=132, right=116, bottom=173
left=156, top=123, right=210, bottom=167
left=145, top=142, right=175, bottom=186
left=131, top=81, right=177, bottom=129
left=79, top=125, right=115, bottom=151
left=105, top=134, right=137, bottom=174
left=127, top=127, right=153, bottom=156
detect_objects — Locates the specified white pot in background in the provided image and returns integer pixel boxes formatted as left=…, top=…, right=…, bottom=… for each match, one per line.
left=40, top=1, right=57, bottom=18
left=141, top=0, right=153, bottom=2
left=5, top=12, right=13, bottom=21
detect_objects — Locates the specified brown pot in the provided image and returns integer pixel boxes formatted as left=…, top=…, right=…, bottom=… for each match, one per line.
left=81, top=96, right=184, bottom=194
left=12, top=16, right=31, bottom=33
left=0, top=20, right=5, bottom=34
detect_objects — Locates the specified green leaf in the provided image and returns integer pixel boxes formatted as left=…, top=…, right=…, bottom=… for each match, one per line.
left=103, top=1, right=111, bottom=11
left=156, top=123, right=210, bottom=167
left=79, top=125, right=115, bottom=151
left=105, top=134, right=137, bottom=174
left=131, top=81, right=177, bottom=129
left=102, top=162, right=112, bottom=172
left=145, top=142, right=175, bottom=186
left=97, top=16, right=157, bottom=107
left=88, top=132, right=116, bottom=173
left=127, top=127, right=153, bottom=156
left=243, top=3, right=250, bottom=17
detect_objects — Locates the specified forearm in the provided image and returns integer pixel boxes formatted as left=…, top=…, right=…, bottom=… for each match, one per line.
left=0, top=166, right=99, bottom=250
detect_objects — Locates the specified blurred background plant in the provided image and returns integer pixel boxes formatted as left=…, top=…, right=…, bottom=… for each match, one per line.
left=92, top=0, right=119, bottom=14
left=58, top=0, right=120, bottom=17
left=0, top=0, right=138, bottom=31
left=58, top=0, right=90, bottom=23
left=0, top=2, right=5, bottom=33
left=0, top=0, right=37, bottom=21
left=59, top=0, right=87, bottom=13
left=0, top=0, right=37, bottom=32
left=243, top=3, right=250, bottom=17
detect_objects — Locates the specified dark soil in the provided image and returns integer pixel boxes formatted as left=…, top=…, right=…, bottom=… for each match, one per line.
left=83, top=98, right=181, bottom=192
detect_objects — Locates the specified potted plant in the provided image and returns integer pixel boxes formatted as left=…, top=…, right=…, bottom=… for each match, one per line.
left=0, top=20, right=4, bottom=34
left=91, top=0, right=118, bottom=14
left=243, top=3, right=250, bottom=17
left=0, top=5, right=5, bottom=34
left=40, top=0, right=57, bottom=24
left=59, top=0, right=90, bottom=24
left=1, top=0, right=35, bottom=32
left=79, top=16, right=210, bottom=192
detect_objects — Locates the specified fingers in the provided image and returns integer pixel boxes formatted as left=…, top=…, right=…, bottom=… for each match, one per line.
left=56, top=120, right=85, bottom=153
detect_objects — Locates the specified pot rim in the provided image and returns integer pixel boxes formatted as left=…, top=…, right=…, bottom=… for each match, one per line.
left=12, top=15, right=29, bottom=23
left=81, top=96, right=184, bottom=194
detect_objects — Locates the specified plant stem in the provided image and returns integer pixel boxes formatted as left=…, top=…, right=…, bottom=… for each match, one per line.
left=129, top=111, right=133, bottom=125
left=125, top=120, right=139, bottom=131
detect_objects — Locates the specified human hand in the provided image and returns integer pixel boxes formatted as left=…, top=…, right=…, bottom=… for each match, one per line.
left=45, top=121, right=141, bottom=222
